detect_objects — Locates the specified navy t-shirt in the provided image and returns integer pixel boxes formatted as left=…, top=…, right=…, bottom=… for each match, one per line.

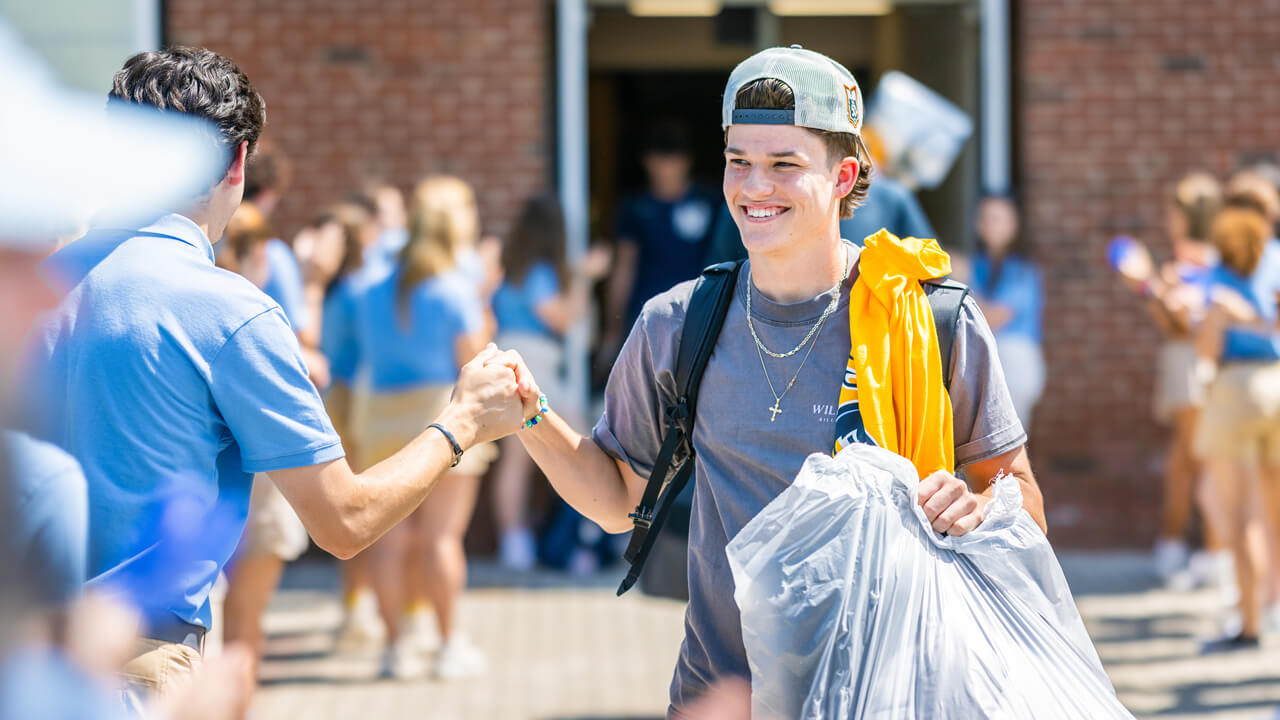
left=616, top=185, right=721, bottom=326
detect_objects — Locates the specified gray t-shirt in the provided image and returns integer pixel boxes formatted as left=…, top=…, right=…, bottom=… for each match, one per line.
left=592, top=244, right=1027, bottom=713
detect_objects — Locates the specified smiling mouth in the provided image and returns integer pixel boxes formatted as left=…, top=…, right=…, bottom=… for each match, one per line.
left=742, top=206, right=789, bottom=222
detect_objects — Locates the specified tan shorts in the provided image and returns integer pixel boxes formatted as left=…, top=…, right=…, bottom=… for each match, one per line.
left=240, top=474, right=310, bottom=561
left=1194, top=362, right=1280, bottom=464
left=1153, top=340, right=1206, bottom=422
left=355, top=384, right=496, bottom=475
left=120, top=638, right=202, bottom=712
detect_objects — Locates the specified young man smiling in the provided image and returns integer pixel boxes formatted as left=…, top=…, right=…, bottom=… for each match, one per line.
left=506, top=46, right=1046, bottom=715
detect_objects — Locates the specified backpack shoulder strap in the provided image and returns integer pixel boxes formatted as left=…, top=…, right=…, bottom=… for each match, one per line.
left=674, top=260, right=743, bottom=417
left=617, top=259, right=744, bottom=596
left=922, top=277, right=970, bottom=390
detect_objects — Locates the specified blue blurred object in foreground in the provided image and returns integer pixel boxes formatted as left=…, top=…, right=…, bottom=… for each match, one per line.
left=1107, top=235, right=1141, bottom=272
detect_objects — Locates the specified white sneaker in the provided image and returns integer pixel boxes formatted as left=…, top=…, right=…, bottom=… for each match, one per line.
left=335, top=589, right=385, bottom=650
left=403, top=609, right=441, bottom=654
left=1153, top=539, right=1190, bottom=585
left=1220, top=607, right=1244, bottom=640
left=499, top=528, right=537, bottom=571
left=1187, top=550, right=1215, bottom=588
left=1262, top=604, right=1280, bottom=639
left=1212, top=552, right=1240, bottom=608
left=433, top=636, right=487, bottom=680
left=379, top=638, right=428, bottom=680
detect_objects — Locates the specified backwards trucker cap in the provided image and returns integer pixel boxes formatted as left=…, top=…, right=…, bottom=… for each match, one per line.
left=722, top=45, right=863, bottom=136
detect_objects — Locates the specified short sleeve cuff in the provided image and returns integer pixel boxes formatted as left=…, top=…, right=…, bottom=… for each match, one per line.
left=242, top=439, right=346, bottom=474
left=955, top=424, right=1027, bottom=470
left=592, top=415, right=655, bottom=480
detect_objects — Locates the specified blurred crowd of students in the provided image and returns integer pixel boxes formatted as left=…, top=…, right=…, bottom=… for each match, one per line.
left=1113, top=166, right=1280, bottom=651
left=208, top=141, right=625, bottom=681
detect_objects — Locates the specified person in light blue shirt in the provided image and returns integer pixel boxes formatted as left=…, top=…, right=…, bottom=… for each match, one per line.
left=493, top=261, right=561, bottom=340
left=1192, top=197, right=1280, bottom=651
left=490, top=194, right=611, bottom=572
left=1209, top=236, right=1280, bottom=364
left=2, top=431, right=86, bottom=610
left=262, top=238, right=308, bottom=330
left=338, top=175, right=497, bottom=680
left=19, top=48, right=527, bottom=698
left=966, top=195, right=1045, bottom=429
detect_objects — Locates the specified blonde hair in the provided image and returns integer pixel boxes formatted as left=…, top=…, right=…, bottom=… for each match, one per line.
left=1226, top=170, right=1280, bottom=224
left=397, top=175, right=479, bottom=322
left=1171, top=172, right=1222, bottom=243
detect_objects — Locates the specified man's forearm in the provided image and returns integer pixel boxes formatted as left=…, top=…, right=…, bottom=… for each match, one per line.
left=344, top=413, right=466, bottom=548
left=273, top=415, right=463, bottom=559
left=275, top=348, right=525, bottom=558
left=519, top=411, right=637, bottom=534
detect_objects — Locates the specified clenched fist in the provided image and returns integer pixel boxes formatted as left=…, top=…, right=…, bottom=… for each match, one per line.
left=917, top=470, right=991, bottom=537
left=439, top=344, right=527, bottom=447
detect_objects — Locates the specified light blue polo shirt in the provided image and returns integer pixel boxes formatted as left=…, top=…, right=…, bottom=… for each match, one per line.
left=971, top=253, right=1044, bottom=344
left=1216, top=238, right=1280, bottom=362
left=493, top=261, right=560, bottom=339
left=261, top=237, right=309, bottom=333
left=23, top=213, right=345, bottom=629
left=320, top=266, right=382, bottom=386
left=326, top=265, right=483, bottom=392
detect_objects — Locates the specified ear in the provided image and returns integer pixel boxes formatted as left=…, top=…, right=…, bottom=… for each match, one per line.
left=225, top=141, right=249, bottom=186
left=833, top=154, right=859, bottom=201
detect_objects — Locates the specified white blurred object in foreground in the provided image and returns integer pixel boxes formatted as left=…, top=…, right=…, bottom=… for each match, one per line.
left=728, top=443, right=1133, bottom=720
left=867, top=71, right=973, bottom=191
left=0, top=21, right=221, bottom=245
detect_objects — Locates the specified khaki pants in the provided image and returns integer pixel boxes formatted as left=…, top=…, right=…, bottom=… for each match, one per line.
left=120, top=638, right=202, bottom=711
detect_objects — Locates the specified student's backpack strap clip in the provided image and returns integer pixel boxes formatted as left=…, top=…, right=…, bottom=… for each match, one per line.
left=617, top=260, right=743, bottom=596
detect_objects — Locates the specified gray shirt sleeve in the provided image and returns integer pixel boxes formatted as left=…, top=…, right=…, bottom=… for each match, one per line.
left=591, top=282, right=695, bottom=479
left=948, top=296, right=1028, bottom=468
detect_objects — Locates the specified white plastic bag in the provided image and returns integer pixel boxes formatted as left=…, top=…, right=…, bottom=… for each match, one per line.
left=726, top=444, right=1132, bottom=720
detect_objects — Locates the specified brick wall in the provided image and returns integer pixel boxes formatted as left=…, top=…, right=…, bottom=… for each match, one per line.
left=1019, top=0, right=1280, bottom=546
left=167, top=0, right=550, bottom=241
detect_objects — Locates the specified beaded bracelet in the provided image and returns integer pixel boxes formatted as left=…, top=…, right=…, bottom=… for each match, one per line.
left=522, top=393, right=550, bottom=430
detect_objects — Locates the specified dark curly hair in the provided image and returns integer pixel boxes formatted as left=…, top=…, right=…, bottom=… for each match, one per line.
left=731, top=78, right=872, bottom=219
left=108, top=47, right=266, bottom=190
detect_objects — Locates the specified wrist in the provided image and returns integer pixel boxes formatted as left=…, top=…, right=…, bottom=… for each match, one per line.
left=522, top=393, right=551, bottom=430
left=433, top=402, right=479, bottom=451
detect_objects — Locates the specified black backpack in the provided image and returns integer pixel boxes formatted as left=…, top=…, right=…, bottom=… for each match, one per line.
left=617, top=259, right=970, bottom=596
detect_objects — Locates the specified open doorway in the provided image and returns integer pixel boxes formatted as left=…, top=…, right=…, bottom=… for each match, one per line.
left=584, top=2, right=981, bottom=249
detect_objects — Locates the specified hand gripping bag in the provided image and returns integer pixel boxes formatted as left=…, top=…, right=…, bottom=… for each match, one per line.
left=726, top=443, right=1132, bottom=720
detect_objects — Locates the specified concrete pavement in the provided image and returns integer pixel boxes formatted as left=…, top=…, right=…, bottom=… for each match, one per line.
left=248, top=553, right=1280, bottom=720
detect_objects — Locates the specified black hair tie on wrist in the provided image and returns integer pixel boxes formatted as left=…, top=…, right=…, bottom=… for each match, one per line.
left=427, top=423, right=464, bottom=468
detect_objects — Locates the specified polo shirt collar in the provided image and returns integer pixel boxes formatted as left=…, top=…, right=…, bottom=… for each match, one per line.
left=127, top=213, right=216, bottom=264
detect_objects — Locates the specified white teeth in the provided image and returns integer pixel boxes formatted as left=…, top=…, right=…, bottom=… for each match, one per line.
left=747, top=207, right=782, bottom=218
